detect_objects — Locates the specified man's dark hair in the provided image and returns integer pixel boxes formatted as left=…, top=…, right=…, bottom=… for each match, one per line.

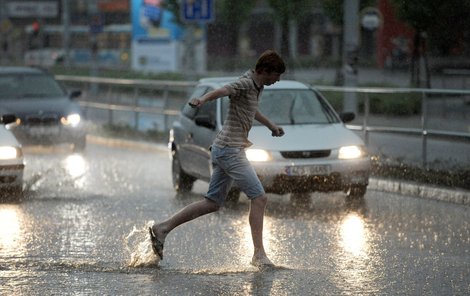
left=255, top=50, right=286, bottom=74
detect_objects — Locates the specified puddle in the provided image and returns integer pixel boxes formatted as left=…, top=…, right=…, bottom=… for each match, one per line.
left=124, top=221, right=160, bottom=268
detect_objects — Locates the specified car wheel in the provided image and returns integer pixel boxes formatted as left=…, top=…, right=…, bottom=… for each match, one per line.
left=0, top=185, right=23, bottom=202
left=73, top=135, right=86, bottom=152
left=346, top=185, right=367, bottom=199
left=225, top=188, right=240, bottom=206
left=172, top=151, right=195, bottom=192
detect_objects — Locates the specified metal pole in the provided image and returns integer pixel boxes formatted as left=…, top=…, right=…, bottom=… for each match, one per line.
left=342, top=0, right=359, bottom=114
left=61, top=0, right=70, bottom=67
left=133, top=87, right=139, bottom=130
left=421, top=91, right=428, bottom=168
left=88, top=0, right=98, bottom=94
left=363, top=93, right=370, bottom=145
left=163, top=86, right=169, bottom=131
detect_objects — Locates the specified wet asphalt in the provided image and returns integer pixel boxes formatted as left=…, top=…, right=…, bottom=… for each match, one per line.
left=0, top=141, right=468, bottom=295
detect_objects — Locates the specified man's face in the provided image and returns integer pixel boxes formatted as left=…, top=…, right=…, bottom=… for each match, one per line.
left=263, top=71, right=282, bottom=86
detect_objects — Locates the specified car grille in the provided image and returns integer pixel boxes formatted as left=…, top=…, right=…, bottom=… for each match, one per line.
left=25, top=115, right=59, bottom=126
left=265, top=173, right=342, bottom=194
left=280, top=150, right=331, bottom=159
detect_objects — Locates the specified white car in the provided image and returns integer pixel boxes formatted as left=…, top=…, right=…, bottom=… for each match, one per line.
left=0, top=114, right=25, bottom=196
left=169, top=78, right=370, bottom=203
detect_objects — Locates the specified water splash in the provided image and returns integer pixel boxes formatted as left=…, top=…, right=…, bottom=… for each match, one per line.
left=124, top=221, right=160, bottom=268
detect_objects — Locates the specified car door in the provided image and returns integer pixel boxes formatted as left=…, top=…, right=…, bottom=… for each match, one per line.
left=189, top=89, right=219, bottom=180
left=176, top=86, right=218, bottom=181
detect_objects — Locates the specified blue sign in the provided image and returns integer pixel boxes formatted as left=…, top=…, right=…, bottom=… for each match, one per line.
left=182, top=0, right=214, bottom=22
left=89, top=13, right=103, bottom=34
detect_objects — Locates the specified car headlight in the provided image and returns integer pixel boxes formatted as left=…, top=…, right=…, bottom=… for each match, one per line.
left=61, top=113, right=81, bottom=127
left=246, top=149, right=271, bottom=162
left=338, top=145, right=365, bottom=159
left=0, top=146, right=21, bottom=160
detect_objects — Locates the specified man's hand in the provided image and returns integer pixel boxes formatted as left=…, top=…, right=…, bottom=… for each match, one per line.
left=271, top=126, right=285, bottom=137
left=188, top=98, right=202, bottom=108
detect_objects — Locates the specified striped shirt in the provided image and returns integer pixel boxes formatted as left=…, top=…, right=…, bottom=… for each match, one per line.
left=213, top=70, right=262, bottom=148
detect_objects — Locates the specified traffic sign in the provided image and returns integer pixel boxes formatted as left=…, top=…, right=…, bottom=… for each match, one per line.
left=89, top=13, right=104, bottom=34
left=182, top=0, right=214, bottom=23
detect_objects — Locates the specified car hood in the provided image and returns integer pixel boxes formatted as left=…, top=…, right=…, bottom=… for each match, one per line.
left=0, top=125, right=21, bottom=147
left=0, top=96, right=80, bottom=117
left=248, top=123, right=364, bottom=151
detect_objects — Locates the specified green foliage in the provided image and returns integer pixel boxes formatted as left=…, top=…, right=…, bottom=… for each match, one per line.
left=320, top=87, right=421, bottom=116
left=268, top=0, right=314, bottom=21
left=367, top=93, right=421, bottom=115
left=321, top=0, right=377, bottom=26
left=371, top=158, right=470, bottom=191
left=391, top=0, right=470, bottom=55
left=217, top=1, right=255, bottom=26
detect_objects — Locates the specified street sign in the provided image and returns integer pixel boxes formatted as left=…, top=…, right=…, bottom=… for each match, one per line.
left=361, top=7, right=382, bottom=31
left=182, top=0, right=214, bottom=23
left=89, top=13, right=104, bottom=34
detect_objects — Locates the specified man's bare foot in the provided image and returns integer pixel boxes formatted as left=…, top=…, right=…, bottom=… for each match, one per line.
left=149, top=224, right=167, bottom=260
left=251, top=254, right=275, bottom=268
left=151, top=224, right=167, bottom=241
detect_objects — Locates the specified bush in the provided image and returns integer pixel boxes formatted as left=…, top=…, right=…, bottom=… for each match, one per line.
left=320, top=88, right=421, bottom=116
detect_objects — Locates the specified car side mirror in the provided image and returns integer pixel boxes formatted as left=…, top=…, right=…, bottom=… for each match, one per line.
left=70, top=90, right=82, bottom=99
left=195, top=115, right=216, bottom=130
left=1, top=114, right=17, bottom=125
left=340, top=112, right=355, bottom=123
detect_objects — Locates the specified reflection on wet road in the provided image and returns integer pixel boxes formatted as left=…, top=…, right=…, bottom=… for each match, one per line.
left=0, top=143, right=468, bottom=295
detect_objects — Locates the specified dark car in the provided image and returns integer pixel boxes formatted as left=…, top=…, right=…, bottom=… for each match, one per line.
left=168, top=78, right=370, bottom=204
left=0, top=67, right=86, bottom=151
left=0, top=114, right=25, bottom=196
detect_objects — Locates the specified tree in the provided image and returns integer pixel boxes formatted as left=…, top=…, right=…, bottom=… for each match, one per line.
left=391, top=0, right=470, bottom=56
left=321, top=0, right=377, bottom=26
left=164, top=0, right=254, bottom=55
left=267, top=0, right=313, bottom=58
left=391, top=0, right=470, bottom=87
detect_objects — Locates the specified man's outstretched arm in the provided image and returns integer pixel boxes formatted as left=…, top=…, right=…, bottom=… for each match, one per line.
left=255, top=111, right=285, bottom=137
left=188, top=87, right=230, bottom=108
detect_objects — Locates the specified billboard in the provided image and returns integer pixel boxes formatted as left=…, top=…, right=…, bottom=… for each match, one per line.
left=131, top=0, right=206, bottom=73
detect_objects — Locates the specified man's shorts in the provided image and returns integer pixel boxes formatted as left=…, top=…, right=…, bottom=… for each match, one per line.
left=205, top=145, right=265, bottom=206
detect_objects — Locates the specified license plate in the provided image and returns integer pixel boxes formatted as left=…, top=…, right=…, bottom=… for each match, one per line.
left=29, top=126, right=60, bottom=136
left=285, top=165, right=330, bottom=176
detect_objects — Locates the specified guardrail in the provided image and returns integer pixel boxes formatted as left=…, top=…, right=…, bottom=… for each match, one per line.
left=56, top=75, right=470, bottom=168
left=315, top=85, right=470, bottom=167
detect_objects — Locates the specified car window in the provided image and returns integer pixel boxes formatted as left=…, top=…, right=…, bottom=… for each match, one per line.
left=220, top=89, right=339, bottom=125
left=258, top=89, right=340, bottom=125
left=196, top=94, right=216, bottom=121
left=181, top=86, right=208, bottom=119
left=0, top=74, right=66, bottom=99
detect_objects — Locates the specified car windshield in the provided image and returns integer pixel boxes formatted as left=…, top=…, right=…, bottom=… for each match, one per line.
left=222, top=89, right=339, bottom=125
left=0, top=73, right=66, bottom=99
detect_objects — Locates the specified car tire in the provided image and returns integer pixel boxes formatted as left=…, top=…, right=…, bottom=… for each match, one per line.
left=172, top=151, right=195, bottom=192
left=346, top=185, right=367, bottom=199
left=0, top=185, right=23, bottom=202
left=73, top=135, right=87, bottom=152
left=225, top=188, right=240, bottom=206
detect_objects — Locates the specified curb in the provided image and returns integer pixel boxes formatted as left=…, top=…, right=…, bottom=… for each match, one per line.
left=88, top=135, right=168, bottom=153
left=368, top=178, right=470, bottom=205
left=88, top=135, right=470, bottom=206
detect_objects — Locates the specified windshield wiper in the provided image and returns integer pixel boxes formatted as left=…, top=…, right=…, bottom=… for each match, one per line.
left=289, top=98, right=295, bottom=124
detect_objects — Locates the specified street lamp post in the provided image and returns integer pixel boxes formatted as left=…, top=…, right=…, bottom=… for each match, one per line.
left=342, top=0, right=359, bottom=114
left=61, top=0, right=70, bottom=67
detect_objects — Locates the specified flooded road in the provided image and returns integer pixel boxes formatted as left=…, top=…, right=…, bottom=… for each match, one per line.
left=0, top=142, right=469, bottom=295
